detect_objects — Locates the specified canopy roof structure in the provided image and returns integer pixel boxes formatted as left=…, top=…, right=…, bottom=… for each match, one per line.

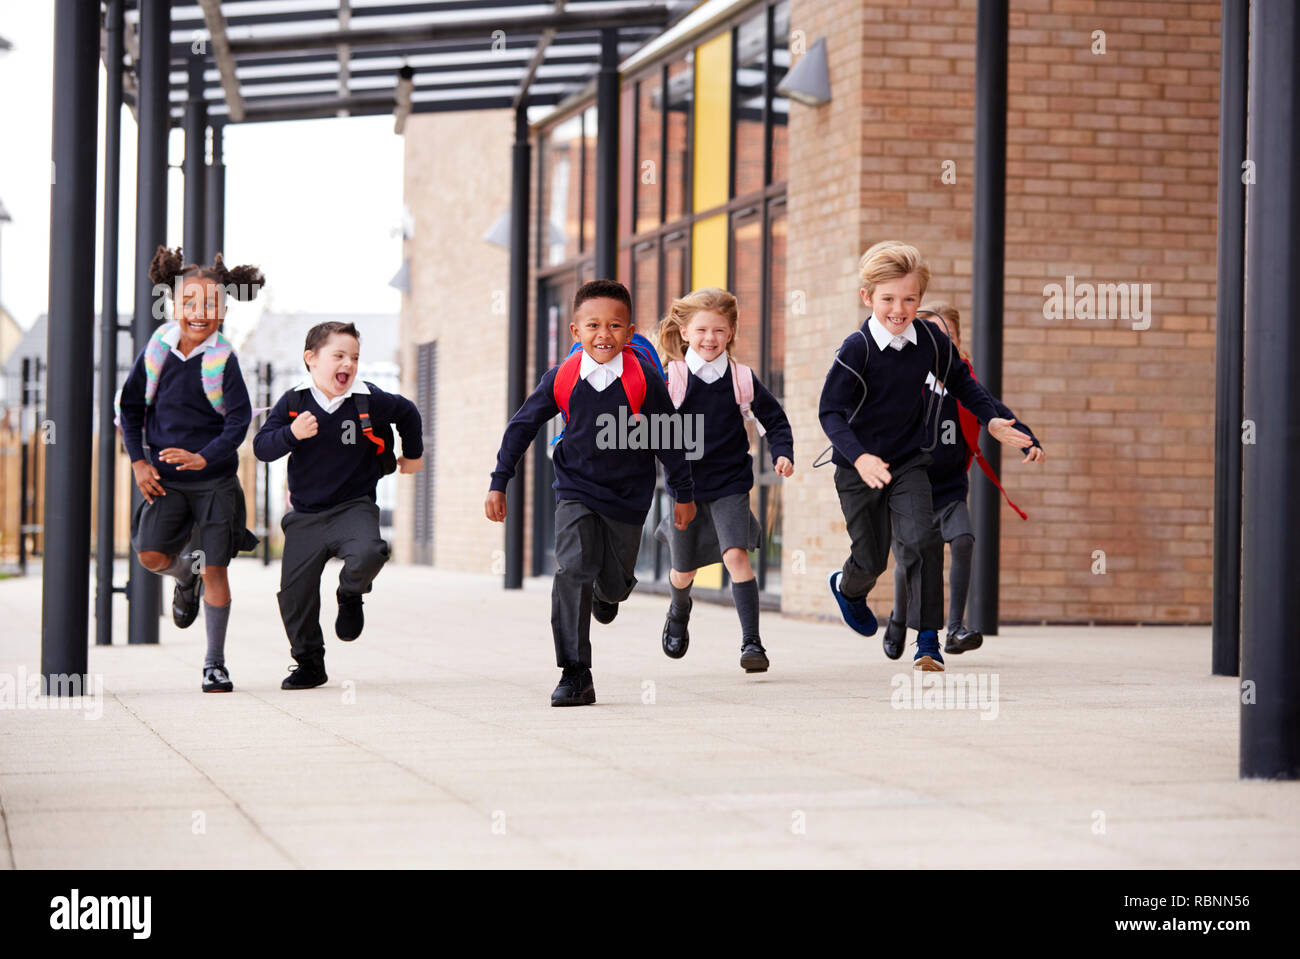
left=114, top=1, right=689, bottom=125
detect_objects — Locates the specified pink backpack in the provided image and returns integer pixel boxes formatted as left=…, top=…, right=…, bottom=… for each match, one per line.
left=665, top=358, right=766, bottom=437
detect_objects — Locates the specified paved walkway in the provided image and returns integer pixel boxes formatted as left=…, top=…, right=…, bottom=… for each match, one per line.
left=1, top=559, right=1296, bottom=868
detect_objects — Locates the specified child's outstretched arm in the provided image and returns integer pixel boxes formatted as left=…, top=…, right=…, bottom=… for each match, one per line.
left=643, top=370, right=696, bottom=529
left=379, top=386, right=424, bottom=473
left=751, top=374, right=794, bottom=477
left=938, top=337, right=1043, bottom=462
left=253, top=391, right=303, bottom=462
left=485, top=369, right=561, bottom=522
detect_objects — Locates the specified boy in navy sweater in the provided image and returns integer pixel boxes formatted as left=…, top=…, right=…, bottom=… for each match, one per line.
left=819, top=241, right=1041, bottom=671
left=118, top=246, right=262, bottom=693
left=254, top=321, right=423, bottom=689
left=486, top=279, right=696, bottom=707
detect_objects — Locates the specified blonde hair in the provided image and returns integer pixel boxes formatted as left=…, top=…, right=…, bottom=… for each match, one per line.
left=857, top=240, right=931, bottom=299
left=656, top=287, right=739, bottom=364
left=923, top=301, right=969, bottom=362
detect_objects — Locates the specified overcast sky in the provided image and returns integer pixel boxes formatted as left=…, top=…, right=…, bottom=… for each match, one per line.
left=0, top=1, right=405, bottom=344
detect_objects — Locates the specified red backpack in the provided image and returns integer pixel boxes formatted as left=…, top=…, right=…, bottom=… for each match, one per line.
left=551, top=348, right=648, bottom=428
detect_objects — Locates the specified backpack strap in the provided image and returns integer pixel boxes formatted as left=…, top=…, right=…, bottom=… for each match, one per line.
left=199, top=333, right=232, bottom=415
left=729, top=361, right=766, bottom=437
left=619, top=349, right=646, bottom=418
left=552, top=351, right=583, bottom=423
left=352, top=392, right=386, bottom=454
left=954, top=357, right=1027, bottom=520
left=287, top=388, right=303, bottom=417
left=666, top=360, right=689, bottom=409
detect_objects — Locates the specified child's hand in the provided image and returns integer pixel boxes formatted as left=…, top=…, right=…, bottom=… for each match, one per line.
left=854, top=453, right=891, bottom=489
left=773, top=456, right=794, bottom=478
left=989, top=418, right=1035, bottom=455
left=674, top=500, right=697, bottom=530
left=131, top=459, right=165, bottom=504
left=158, top=448, right=206, bottom=471
left=1022, top=445, right=1045, bottom=464
left=398, top=456, right=423, bottom=474
left=484, top=490, right=507, bottom=522
left=290, top=411, right=318, bottom=440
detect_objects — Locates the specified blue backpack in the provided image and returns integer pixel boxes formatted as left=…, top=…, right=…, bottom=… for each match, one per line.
left=552, top=333, right=666, bottom=447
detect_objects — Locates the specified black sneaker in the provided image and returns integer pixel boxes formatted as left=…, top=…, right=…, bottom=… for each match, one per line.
left=202, top=664, right=233, bottom=693
left=550, top=665, right=596, bottom=707
left=335, top=588, right=364, bottom=641
left=281, top=655, right=328, bottom=690
left=740, top=640, right=769, bottom=673
left=662, top=598, right=692, bottom=659
left=172, top=567, right=203, bottom=629
left=882, top=615, right=907, bottom=660
left=591, top=597, right=618, bottom=625
left=944, top=623, right=984, bottom=655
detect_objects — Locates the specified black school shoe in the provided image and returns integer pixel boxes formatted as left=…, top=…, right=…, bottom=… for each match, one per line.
left=202, top=664, right=233, bottom=693
left=944, top=623, right=984, bottom=655
left=172, top=569, right=203, bottom=629
left=662, top=598, right=692, bottom=659
left=281, top=654, right=328, bottom=690
left=882, top=615, right=907, bottom=660
left=591, top=597, right=619, bottom=625
left=335, top=588, right=364, bottom=641
left=740, top=639, right=769, bottom=673
left=551, top=665, right=596, bottom=707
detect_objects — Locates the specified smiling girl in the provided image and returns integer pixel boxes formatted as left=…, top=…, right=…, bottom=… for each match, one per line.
left=654, top=288, right=794, bottom=674
left=118, top=245, right=263, bottom=693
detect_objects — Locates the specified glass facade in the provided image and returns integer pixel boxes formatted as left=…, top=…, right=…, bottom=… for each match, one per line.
left=535, top=0, right=789, bottom=600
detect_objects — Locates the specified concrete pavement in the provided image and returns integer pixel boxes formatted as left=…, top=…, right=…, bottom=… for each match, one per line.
left=1, top=558, right=1297, bottom=868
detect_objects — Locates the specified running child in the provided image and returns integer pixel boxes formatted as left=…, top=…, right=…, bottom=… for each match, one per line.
left=883, top=302, right=1044, bottom=659
left=818, top=241, right=1042, bottom=671
left=485, top=279, right=696, bottom=707
left=253, top=322, right=423, bottom=689
left=118, top=245, right=262, bottom=693
left=653, top=288, right=794, bottom=673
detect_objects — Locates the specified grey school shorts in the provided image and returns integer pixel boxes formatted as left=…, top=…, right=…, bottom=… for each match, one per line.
left=654, top=491, right=763, bottom=572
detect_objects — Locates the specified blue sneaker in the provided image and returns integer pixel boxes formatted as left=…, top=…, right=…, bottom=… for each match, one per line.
left=913, top=629, right=945, bottom=672
left=827, top=570, right=878, bottom=637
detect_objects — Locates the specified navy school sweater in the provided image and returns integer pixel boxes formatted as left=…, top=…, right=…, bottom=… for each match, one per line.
left=925, top=370, right=1039, bottom=510
left=118, top=347, right=252, bottom=484
left=253, top=382, right=423, bottom=513
left=675, top=366, right=794, bottom=502
left=489, top=352, right=695, bottom=525
left=818, top=317, right=1024, bottom=470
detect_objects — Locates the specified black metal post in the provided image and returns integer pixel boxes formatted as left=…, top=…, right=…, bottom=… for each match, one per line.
left=593, top=28, right=619, bottom=280
left=96, top=0, right=125, bottom=647
left=1241, top=0, right=1300, bottom=780
left=184, top=51, right=207, bottom=263
left=504, top=106, right=529, bottom=589
left=205, top=121, right=225, bottom=262
left=967, top=0, right=1008, bottom=637
left=18, top=357, right=30, bottom=576
left=40, top=0, right=100, bottom=688
left=262, top=361, right=272, bottom=567
left=1212, top=0, right=1249, bottom=677
left=128, top=0, right=170, bottom=646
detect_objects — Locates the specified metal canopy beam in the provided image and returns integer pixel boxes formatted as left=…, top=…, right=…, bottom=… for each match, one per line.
left=197, top=0, right=245, bottom=121
left=223, top=4, right=672, bottom=57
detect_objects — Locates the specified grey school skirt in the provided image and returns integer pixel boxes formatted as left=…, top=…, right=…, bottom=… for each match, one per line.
left=654, top=491, right=763, bottom=572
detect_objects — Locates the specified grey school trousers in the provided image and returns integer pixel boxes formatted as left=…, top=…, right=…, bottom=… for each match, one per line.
left=551, top=499, right=643, bottom=668
left=834, top=451, right=944, bottom=631
left=277, top=497, right=390, bottom=660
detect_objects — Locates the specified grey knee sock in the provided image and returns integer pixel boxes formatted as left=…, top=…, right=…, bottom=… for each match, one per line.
left=892, top=558, right=908, bottom=625
left=162, top=551, right=196, bottom=585
left=732, top=578, right=761, bottom=645
left=669, top=579, right=693, bottom=618
left=204, top=601, right=231, bottom=668
left=948, top=534, right=974, bottom=629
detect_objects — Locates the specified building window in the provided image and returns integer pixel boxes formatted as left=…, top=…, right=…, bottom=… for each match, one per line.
left=732, top=9, right=767, bottom=199
left=665, top=56, right=694, bottom=223
left=543, top=114, right=583, bottom=265
left=770, top=0, right=790, bottom=186
left=635, top=76, right=662, bottom=234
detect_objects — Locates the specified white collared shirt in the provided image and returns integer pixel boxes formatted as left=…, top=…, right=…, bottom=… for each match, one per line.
left=866, top=315, right=918, bottom=352
left=162, top=323, right=219, bottom=362
left=293, top=378, right=371, bottom=415
left=685, top=347, right=729, bottom=384
left=578, top=348, right=623, bottom=392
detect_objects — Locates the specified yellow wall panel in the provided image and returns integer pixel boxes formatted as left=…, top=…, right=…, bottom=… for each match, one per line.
left=693, top=31, right=731, bottom=215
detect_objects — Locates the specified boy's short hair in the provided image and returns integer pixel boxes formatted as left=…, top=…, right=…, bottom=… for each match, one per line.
left=303, top=321, right=361, bottom=370
left=858, top=240, right=931, bottom=299
left=574, top=279, right=632, bottom=317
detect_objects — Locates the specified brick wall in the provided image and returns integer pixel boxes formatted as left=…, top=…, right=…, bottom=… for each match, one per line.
left=782, top=0, right=1220, bottom=623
